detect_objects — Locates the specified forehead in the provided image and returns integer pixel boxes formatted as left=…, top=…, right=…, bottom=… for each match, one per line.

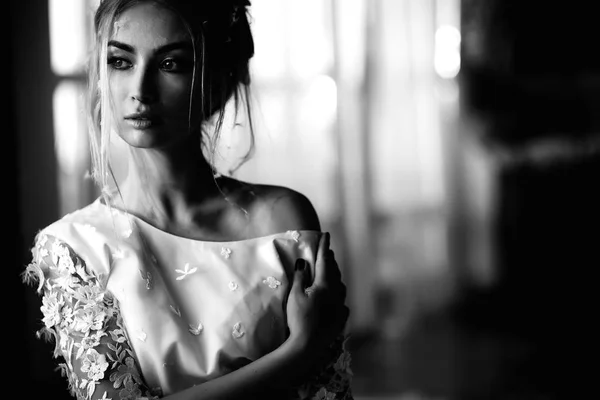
left=111, top=2, right=191, bottom=47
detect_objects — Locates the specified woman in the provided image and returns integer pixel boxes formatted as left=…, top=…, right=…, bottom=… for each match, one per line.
left=22, top=0, right=352, bottom=399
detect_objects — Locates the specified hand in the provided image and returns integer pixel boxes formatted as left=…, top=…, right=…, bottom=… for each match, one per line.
left=285, top=232, right=349, bottom=358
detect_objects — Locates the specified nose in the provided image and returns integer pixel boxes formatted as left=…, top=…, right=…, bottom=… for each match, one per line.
left=130, top=65, right=157, bottom=104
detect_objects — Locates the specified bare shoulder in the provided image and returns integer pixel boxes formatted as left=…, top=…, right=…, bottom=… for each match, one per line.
left=216, top=176, right=321, bottom=236
left=252, top=182, right=321, bottom=233
left=230, top=179, right=321, bottom=235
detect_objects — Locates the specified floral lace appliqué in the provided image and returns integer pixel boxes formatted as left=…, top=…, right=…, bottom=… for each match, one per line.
left=263, top=276, right=282, bottom=289
left=189, top=322, right=204, bottom=336
left=170, top=305, right=181, bottom=317
left=138, top=270, right=153, bottom=290
left=287, top=230, right=301, bottom=242
left=297, top=335, right=354, bottom=400
left=112, top=249, right=125, bottom=260
left=220, top=247, right=232, bottom=259
left=22, top=233, right=158, bottom=400
left=136, top=329, right=147, bottom=342
left=232, top=322, right=245, bottom=338
left=175, top=263, right=197, bottom=280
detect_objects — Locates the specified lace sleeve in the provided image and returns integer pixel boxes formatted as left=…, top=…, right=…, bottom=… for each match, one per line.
left=22, top=233, right=160, bottom=400
left=296, top=334, right=354, bottom=400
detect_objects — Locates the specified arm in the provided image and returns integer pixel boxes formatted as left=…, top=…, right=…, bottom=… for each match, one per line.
left=172, top=188, right=354, bottom=399
left=161, top=236, right=350, bottom=400
left=257, top=186, right=354, bottom=399
left=288, top=235, right=354, bottom=400
left=23, top=232, right=347, bottom=400
left=23, top=233, right=159, bottom=400
left=164, top=246, right=351, bottom=400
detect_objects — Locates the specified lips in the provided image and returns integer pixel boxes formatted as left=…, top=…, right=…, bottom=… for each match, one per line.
left=124, top=112, right=162, bottom=130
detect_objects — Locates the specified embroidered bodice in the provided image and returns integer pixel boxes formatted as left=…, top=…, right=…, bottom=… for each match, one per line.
left=23, top=198, right=353, bottom=400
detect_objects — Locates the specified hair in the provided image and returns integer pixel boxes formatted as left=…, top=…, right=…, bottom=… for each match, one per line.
left=86, top=0, right=256, bottom=201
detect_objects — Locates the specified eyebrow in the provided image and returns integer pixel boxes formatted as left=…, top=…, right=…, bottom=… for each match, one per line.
left=108, top=40, right=193, bottom=54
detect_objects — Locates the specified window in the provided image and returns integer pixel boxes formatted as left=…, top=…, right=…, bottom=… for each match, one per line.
left=48, top=0, right=100, bottom=215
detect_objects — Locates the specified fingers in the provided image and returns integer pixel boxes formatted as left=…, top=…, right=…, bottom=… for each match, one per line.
left=313, top=232, right=330, bottom=288
left=291, top=258, right=310, bottom=296
left=325, top=249, right=341, bottom=282
left=313, top=232, right=344, bottom=287
left=309, top=232, right=347, bottom=304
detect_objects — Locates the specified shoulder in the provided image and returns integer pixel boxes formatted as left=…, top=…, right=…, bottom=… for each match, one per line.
left=31, top=198, right=124, bottom=277
left=222, top=177, right=321, bottom=234
left=256, top=183, right=321, bottom=231
left=39, top=199, right=113, bottom=249
left=42, top=198, right=106, bottom=232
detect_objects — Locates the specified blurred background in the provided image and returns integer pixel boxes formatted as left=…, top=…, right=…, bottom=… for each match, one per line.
left=9, top=0, right=600, bottom=399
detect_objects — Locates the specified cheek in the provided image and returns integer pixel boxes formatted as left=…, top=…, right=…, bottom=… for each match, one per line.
left=108, top=76, right=128, bottom=110
left=161, top=81, right=196, bottom=122
left=162, top=79, right=193, bottom=106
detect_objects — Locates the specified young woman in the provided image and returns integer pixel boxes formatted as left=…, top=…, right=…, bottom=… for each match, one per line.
left=22, top=1, right=353, bottom=399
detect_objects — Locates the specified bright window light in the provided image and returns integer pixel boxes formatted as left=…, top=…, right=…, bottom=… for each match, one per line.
left=301, top=74, right=338, bottom=130
left=53, top=81, right=86, bottom=175
left=434, top=24, right=461, bottom=79
left=49, top=0, right=87, bottom=75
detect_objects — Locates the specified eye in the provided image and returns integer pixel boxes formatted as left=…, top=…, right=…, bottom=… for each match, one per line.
left=107, top=57, right=132, bottom=70
left=160, top=58, right=192, bottom=73
left=160, top=58, right=177, bottom=72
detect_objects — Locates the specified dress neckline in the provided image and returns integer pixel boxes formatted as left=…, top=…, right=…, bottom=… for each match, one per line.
left=93, top=196, right=318, bottom=245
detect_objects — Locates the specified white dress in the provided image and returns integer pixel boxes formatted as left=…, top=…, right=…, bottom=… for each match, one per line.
left=23, top=198, right=353, bottom=400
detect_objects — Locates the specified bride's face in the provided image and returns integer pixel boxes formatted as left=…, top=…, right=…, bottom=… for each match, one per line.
left=107, top=2, right=199, bottom=149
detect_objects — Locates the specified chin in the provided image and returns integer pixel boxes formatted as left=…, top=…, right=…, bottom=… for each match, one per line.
left=116, top=129, right=162, bottom=148
left=123, top=131, right=197, bottom=152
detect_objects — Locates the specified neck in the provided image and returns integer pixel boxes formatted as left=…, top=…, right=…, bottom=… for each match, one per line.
left=116, top=142, right=224, bottom=225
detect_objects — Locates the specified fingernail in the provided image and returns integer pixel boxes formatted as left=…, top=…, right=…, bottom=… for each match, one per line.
left=295, top=258, right=305, bottom=271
